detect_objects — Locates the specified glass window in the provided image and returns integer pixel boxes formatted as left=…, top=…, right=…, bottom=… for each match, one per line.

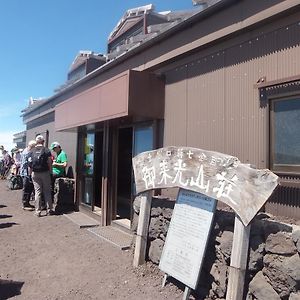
left=84, top=133, right=95, bottom=176
left=271, top=97, right=300, bottom=173
left=83, top=177, right=93, bottom=205
left=133, top=125, right=153, bottom=156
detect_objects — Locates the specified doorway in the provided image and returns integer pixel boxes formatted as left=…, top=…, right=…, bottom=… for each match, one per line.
left=116, top=127, right=133, bottom=219
left=81, top=131, right=103, bottom=213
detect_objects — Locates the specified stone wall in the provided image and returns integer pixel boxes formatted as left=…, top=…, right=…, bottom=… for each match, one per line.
left=132, top=197, right=300, bottom=300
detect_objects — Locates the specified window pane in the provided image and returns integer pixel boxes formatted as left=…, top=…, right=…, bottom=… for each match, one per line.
left=273, top=98, right=300, bottom=165
left=133, top=126, right=153, bottom=156
left=83, top=177, right=93, bottom=205
left=84, top=133, right=95, bottom=175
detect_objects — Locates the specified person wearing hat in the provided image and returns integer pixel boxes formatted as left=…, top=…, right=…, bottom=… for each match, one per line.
left=20, top=140, right=36, bottom=210
left=28, top=135, right=53, bottom=217
left=50, top=142, right=68, bottom=200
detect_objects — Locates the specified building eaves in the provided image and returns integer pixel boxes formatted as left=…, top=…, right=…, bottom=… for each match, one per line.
left=13, top=130, right=26, bottom=138
left=21, top=99, right=48, bottom=116
left=23, top=0, right=241, bottom=116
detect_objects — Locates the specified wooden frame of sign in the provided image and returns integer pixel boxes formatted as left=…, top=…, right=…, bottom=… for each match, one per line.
left=132, top=147, right=278, bottom=300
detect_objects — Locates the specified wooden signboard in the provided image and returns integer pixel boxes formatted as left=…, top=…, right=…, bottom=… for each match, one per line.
left=159, top=189, right=216, bottom=289
left=132, top=146, right=278, bottom=226
left=132, top=146, right=279, bottom=300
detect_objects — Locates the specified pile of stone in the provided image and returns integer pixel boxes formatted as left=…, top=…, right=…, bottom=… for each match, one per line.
left=54, top=178, right=75, bottom=213
left=132, top=197, right=300, bottom=299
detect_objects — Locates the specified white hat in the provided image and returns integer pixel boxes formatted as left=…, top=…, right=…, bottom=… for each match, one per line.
left=35, top=135, right=44, bottom=143
left=50, top=141, right=60, bottom=150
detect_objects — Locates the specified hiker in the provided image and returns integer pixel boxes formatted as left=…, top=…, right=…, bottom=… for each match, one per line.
left=50, top=142, right=68, bottom=178
left=1, top=150, right=13, bottom=179
left=28, top=135, right=54, bottom=217
left=0, top=145, right=4, bottom=177
left=20, top=140, right=36, bottom=211
left=50, top=142, right=68, bottom=201
left=12, top=148, right=22, bottom=175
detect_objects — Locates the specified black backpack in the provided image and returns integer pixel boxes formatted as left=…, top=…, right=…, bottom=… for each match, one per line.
left=7, top=174, right=23, bottom=190
left=29, top=147, right=49, bottom=172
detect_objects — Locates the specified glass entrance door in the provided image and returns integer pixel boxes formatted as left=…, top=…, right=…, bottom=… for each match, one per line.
left=116, top=127, right=133, bottom=219
left=82, top=133, right=95, bottom=206
left=81, top=131, right=103, bottom=211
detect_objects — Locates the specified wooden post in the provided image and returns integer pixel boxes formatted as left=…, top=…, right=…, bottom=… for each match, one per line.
left=133, top=191, right=152, bottom=267
left=226, top=214, right=251, bottom=300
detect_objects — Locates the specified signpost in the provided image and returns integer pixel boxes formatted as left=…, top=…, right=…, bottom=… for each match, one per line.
left=159, top=189, right=216, bottom=292
left=132, top=146, right=279, bottom=300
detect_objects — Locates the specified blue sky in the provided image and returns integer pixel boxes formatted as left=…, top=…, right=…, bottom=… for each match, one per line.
left=0, top=0, right=196, bottom=150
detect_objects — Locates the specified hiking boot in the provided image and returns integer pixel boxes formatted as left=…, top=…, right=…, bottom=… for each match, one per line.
left=46, top=210, right=55, bottom=216
left=23, top=205, right=34, bottom=211
left=34, top=211, right=41, bottom=217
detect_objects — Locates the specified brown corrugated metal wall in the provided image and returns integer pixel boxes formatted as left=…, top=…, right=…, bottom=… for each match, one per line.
left=163, top=19, right=300, bottom=219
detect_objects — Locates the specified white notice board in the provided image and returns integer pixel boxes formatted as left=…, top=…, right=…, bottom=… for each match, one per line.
left=159, top=189, right=217, bottom=289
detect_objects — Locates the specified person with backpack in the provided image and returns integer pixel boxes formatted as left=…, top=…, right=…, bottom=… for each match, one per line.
left=20, top=140, right=36, bottom=211
left=28, top=135, right=54, bottom=217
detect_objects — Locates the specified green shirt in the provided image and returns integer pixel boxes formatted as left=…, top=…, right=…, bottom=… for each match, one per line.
left=52, top=150, right=67, bottom=176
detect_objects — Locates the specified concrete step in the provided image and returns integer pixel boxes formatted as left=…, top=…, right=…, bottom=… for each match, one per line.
left=63, top=212, right=100, bottom=228
left=88, top=226, right=133, bottom=250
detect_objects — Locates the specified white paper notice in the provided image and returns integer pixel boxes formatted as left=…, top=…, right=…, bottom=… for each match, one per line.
left=159, top=189, right=216, bottom=289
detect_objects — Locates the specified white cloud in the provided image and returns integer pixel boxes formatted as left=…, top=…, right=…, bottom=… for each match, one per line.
left=0, top=131, right=16, bottom=151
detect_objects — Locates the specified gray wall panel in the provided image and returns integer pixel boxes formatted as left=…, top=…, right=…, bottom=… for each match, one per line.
left=164, top=19, right=300, bottom=169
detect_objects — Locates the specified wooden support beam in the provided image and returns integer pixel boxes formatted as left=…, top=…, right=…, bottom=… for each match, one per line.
left=226, top=214, right=251, bottom=300
left=133, top=192, right=152, bottom=267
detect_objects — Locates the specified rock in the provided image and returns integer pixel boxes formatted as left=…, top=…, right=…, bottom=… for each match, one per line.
left=148, top=239, right=164, bottom=264
left=215, top=211, right=234, bottom=228
left=263, top=220, right=293, bottom=238
left=248, top=271, right=280, bottom=300
left=162, top=207, right=173, bottom=220
left=289, top=292, right=300, bottom=300
left=151, top=207, right=162, bottom=217
left=292, top=230, right=300, bottom=243
left=263, top=254, right=297, bottom=298
left=292, top=230, right=300, bottom=253
left=265, top=232, right=297, bottom=255
left=297, top=241, right=300, bottom=254
left=248, top=236, right=265, bottom=273
left=209, top=263, right=227, bottom=298
left=133, top=196, right=141, bottom=214
left=148, top=216, right=170, bottom=239
left=282, top=254, right=300, bottom=282
left=217, top=230, right=233, bottom=263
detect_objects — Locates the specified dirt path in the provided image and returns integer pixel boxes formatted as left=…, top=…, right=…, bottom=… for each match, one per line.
left=0, top=180, right=183, bottom=300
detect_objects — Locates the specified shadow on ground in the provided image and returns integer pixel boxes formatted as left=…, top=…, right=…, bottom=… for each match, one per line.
left=0, top=223, right=19, bottom=229
left=0, top=215, right=12, bottom=219
left=0, top=279, right=24, bottom=300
